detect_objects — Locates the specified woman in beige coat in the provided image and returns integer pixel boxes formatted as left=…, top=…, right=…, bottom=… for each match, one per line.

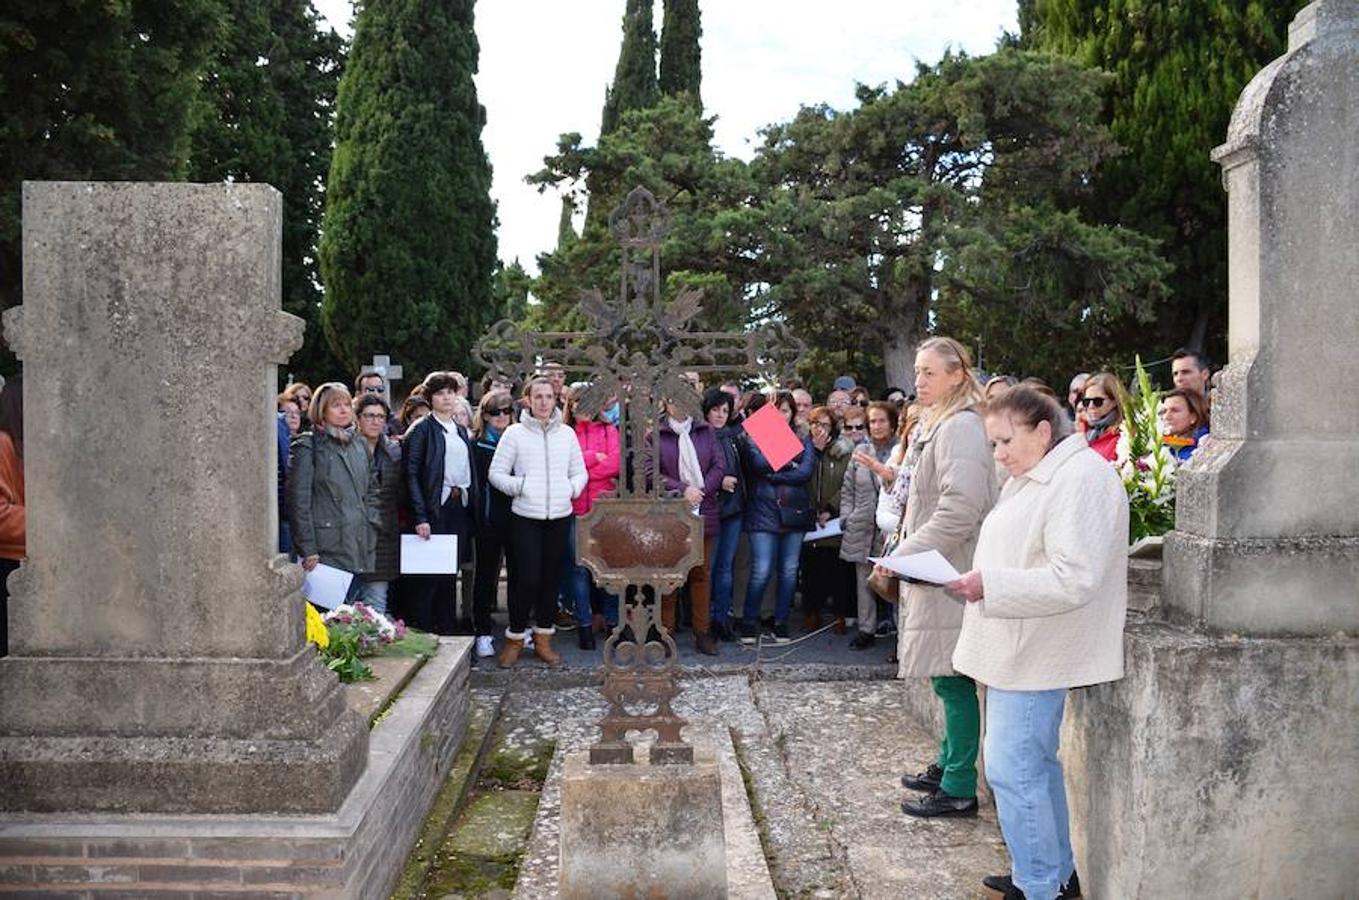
left=947, top=386, right=1127, bottom=900
left=886, top=336, right=997, bottom=819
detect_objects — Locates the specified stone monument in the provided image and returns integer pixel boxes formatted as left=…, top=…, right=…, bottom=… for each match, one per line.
left=0, top=181, right=368, bottom=814
left=0, top=182, right=473, bottom=897
left=1061, top=3, right=1359, bottom=896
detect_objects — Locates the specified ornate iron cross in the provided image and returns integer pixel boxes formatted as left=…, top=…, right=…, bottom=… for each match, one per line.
left=475, top=186, right=803, bottom=764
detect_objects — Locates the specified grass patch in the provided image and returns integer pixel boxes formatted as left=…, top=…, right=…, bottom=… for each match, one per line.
left=480, top=743, right=554, bottom=791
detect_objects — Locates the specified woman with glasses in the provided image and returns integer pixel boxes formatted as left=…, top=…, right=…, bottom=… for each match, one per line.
left=470, top=390, right=517, bottom=659
left=354, top=394, right=402, bottom=614
left=287, top=383, right=379, bottom=602
left=404, top=372, right=480, bottom=635
left=1077, top=372, right=1128, bottom=462
left=704, top=388, right=744, bottom=641
left=842, top=401, right=900, bottom=648
left=801, top=406, right=856, bottom=634
left=280, top=382, right=313, bottom=431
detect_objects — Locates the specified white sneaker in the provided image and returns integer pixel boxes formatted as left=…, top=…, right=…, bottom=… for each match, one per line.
left=523, top=633, right=535, bottom=651
left=475, top=635, right=495, bottom=658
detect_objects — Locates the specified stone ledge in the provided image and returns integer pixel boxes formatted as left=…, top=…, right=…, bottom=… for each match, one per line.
left=0, top=638, right=473, bottom=896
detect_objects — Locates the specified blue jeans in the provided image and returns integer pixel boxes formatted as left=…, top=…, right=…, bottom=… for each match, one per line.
left=984, top=687, right=1074, bottom=900
left=355, top=578, right=389, bottom=616
left=741, top=530, right=802, bottom=625
left=709, top=515, right=742, bottom=625
left=560, top=517, right=619, bottom=627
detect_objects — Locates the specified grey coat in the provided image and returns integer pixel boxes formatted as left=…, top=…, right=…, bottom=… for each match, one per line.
left=893, top=408, right=997, bottom=678
left=287, top=427, right=380, bottom=575
left=838, top=439, right=894, bottom=563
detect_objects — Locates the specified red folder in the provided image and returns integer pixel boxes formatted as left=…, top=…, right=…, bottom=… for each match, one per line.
left=741, top=403, right=804, bottom=471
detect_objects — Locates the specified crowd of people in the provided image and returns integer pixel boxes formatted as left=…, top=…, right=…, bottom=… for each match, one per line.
left=275, top=341, right=1215, bottom=900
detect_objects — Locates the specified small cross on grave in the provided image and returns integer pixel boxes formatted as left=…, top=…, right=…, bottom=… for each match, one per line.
left=475, top=186, right=803, bottom=765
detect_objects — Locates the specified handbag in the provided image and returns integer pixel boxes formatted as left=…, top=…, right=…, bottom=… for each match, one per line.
left=867, top=513, right=909, bottom=604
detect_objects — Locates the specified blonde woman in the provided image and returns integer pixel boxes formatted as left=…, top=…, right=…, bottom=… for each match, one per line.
left=883, top=336, right=998, bottom=819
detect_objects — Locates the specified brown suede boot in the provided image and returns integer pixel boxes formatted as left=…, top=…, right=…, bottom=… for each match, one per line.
left=534, top=631, right=564, bottom=668
left=497, top=637, right=524, bottom=669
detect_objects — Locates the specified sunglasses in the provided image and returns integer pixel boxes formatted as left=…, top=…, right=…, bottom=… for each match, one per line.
left=1079, top=396, right=1110, bottom=408
left=363, top=385, right=384, bottom=394
left=842, top=423, right=867, bottom=432
left=487, top=406, right=514, bottom=416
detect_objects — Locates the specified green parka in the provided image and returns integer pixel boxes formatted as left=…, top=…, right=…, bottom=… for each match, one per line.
left=287, top=427, right=380, bottom=575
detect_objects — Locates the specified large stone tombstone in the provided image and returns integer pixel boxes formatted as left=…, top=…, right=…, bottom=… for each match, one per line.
left=1163, top=0, right=1359, bottom=634
left=0, top=182, right=367, bottom=813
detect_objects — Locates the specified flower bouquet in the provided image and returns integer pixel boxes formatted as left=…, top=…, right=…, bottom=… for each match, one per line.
left=303, top=602, right=437, bottom=683
left=1115, top=357, right=1178, bottom=544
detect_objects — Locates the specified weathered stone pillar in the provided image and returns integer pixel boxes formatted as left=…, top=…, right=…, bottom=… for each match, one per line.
left=1163, top=0, right=1359, bottom=634
left=0, top=182, right=367, bottom=813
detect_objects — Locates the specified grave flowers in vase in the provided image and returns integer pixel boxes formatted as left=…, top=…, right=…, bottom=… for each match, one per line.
left=1115, top=356, right=1177, bottom=544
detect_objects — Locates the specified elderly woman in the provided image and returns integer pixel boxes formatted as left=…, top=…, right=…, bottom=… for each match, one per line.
left=947, top=385, right=1127, bottom=900
left=488, top=377, right=587, bottom=668
left=888, top=336, right=997, bottom=820
left=354, top=393, right=402, bottom=614
left=1077, top=372, right=1128, bottom=462
left=1158, top=387, right=1211, bottom=461
left=287, top=383, right=379, bottom=598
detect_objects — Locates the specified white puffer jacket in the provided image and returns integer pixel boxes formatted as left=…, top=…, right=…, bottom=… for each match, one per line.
left=488, top=409, right=588, bottom=520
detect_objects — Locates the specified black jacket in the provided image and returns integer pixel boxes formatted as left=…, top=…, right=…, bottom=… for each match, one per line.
left=403, top=415, right=481, bottom=529
left=472, top=430, right=514, bottom=533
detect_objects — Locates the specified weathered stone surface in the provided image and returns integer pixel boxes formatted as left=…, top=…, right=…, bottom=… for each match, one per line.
left=0, top=181, right=364, bottom=813
left=1062, top=620, right=1359, bottom=898
left=559, top=751, right=727, bottom=899
left=0, top=638, right=472, bottom=898
left=1164, top=0, right=1359, bottom=634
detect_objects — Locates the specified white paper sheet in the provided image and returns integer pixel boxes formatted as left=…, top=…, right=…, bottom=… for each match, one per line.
left=802, top=517, right=843, bottom=543
left=867, top=549, right=962, bottom=585
left=400, top=534, right=459, bottom=575
left=302, top=563, right=354, bottom=610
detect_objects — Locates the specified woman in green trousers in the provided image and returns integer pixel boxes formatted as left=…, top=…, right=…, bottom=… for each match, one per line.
left=879, top=336, right=997, bottom=818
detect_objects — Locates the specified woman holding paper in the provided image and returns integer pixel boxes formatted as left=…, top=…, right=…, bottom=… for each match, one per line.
left=487, top=376, right=588, bottom=669
left=287, top=383, right=379, bottom=599
left=887, top=336, right=997, bottom=820
left=947, top=385, right=1127, bottom=900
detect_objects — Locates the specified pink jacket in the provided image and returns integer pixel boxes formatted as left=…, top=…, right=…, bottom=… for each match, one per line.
left=572, top=420, right=621, bottom=515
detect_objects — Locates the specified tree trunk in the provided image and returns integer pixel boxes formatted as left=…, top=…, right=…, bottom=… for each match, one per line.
left=881, top=321, right=923, bottom=395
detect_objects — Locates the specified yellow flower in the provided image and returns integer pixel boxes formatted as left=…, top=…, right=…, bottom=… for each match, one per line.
left=305, top=603, right=330, bottom=649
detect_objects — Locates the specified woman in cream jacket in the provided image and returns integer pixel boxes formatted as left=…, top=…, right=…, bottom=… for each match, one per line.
left=948, top=385, right=1128, bottom=900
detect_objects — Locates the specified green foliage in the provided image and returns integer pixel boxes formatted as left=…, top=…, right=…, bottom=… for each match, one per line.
left=752, top=49, right=1171, bottom=388
left=491, top=259, right=532, bottom=323
left=658, top=0, right=702, bottom=105
left=600, top=0, right=658, bottom=137
left=530, top=96, right=757, bottom=334
left=321, top=627, right=375, bottom=682
left=555, top=196, right=578, bottom=251
left=319, top=0, right=497, bottom=379
left=0, top=0, right=224, bottom=372
left=1024, top=0, right=1307, bottom=362
left=189, top=0, right=345, bottom=386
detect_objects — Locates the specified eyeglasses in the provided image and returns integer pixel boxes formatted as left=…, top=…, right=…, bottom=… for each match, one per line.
left=1079, top=396, right=1110, bottom=408
left=359, top=412, right=387, bottom=421
left=487, top=406, right=514, bottom=416
left=842, top=423, right=867, bottom=432
left=809, top=421, right=832, bottom=430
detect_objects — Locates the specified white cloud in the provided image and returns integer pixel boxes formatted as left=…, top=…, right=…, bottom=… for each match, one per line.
left=312, top=0, right=1017, bottom=275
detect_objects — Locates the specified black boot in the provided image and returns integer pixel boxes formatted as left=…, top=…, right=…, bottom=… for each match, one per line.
left=577, top=629, right=596, bottom=651
left=900, top=763, right=943, bottom=792
left=901, top=789, right=978, bottom=818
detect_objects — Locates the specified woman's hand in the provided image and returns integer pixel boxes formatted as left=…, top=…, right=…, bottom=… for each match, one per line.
left=721, top=475, right=737, bottom=492
left=301, top=555, right=320, bottom=572
left=945, top=569, right=984, bottom=603
left=852, top=449, right=895, bottom=482
left=415, top=523, right=432, bottom=539
left=817, top=511, right=831, bottom=527
left=595, top=452, right=608, bottom=463
left=683, top=485, right=704, bottom=506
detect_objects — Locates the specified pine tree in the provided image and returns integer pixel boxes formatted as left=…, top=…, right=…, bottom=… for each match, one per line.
left=659, top=0, right=702, bottom=106
left=189, top=0, right=344, bottom=385
left=600, top=0, right=658, bottom=137
left=319, top=0, right=497, bottom=380
left=1024, top=0, right=1307, bottom=361
left=0, top=0, right=223, bottom=371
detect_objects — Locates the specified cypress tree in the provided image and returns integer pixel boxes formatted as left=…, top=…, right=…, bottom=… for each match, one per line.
left=659, top=0, right=702, bottom=106
left=319, top=0, right=497, bottom=379
left=190, top=0, right=344, bottom=385
left=600, top=0, right=658, bottom=137
left=1025, top=0, right=1307, bottom=358
left=556, top=197, right=578, bottom=250
left=0, top=0, right=222, bottom=370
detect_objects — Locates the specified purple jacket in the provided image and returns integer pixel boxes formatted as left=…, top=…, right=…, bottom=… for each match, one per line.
left=647, top=418, right=727, bottom=537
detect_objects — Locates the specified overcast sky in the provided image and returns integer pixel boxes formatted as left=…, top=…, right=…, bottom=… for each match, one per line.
left=313, top=1, right=1019, bottom=274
